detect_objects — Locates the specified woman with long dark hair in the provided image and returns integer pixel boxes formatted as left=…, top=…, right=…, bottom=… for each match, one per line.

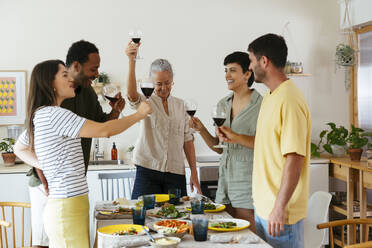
left=14, top=59, right=151, bottom=247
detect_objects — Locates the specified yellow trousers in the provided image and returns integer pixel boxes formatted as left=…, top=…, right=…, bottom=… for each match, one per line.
left=43, top=194, right=89, bottom=248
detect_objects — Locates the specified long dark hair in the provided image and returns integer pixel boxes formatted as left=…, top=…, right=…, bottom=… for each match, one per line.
left=26, top=60, right=65, bottom=151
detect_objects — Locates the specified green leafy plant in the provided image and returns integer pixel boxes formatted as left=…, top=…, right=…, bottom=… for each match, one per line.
left=336, top=44, right=355, bottom=67
left=0, top=138, right=15, bottom=153
left=347, top=125, right=368, bottom=149
left=127, top=146, right=134, bottom=152
left=97, top=72, right=110, bottom=85
left=362, top=132, right=372, bottom=150
left=311, top=123, right=348, bottom=157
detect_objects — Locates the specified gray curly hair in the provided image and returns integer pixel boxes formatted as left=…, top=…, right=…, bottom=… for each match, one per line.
left=149, top=59, right=173, bottom=78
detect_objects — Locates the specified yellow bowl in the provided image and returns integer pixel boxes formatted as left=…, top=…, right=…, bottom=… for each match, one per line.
left=98, top=224, right=148, bottom=236
left=155, top=194, right=170, bottom=203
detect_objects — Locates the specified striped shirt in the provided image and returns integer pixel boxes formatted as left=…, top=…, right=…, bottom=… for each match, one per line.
left=18, top=106, right=87, bottom=198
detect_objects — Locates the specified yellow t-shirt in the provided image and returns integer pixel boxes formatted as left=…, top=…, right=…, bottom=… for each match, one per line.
left=252, top=79, right=311, bottom=224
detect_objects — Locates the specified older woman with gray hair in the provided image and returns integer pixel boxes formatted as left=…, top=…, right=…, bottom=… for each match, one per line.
left=125, top=42, right=202, bottom=199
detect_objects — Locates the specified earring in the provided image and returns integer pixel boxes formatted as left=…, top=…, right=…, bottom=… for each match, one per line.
left=53, top=88, right=56, bottom=91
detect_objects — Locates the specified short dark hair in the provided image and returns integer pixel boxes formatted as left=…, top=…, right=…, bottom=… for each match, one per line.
left=224, top=51, right=255, bottom=87
left=248, top=33, right=287, bottom=68
left=66, top=40, right=99, bottom=67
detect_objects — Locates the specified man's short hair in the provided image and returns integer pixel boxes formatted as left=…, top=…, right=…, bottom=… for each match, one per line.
left=248, top=33, right=287, bottom=68
left=224, top=51, right=255, bottom=87
left=66, top=40, right=99, bottom=67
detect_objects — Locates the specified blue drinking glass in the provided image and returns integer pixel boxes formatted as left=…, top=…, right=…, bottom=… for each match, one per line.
left=191, top=199, right=204, bottom=214
left=192, top=217, right=209, bottom=241
left=132, top=207, right=146, bottom=226
left=168, top=188, right=181, bottom=205
left=141, top=195, right=155, bottom=209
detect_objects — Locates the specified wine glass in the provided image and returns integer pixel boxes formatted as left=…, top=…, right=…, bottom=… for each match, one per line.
left=129, top=30, right=143, bottom=60
left=139, top=79, right=154, bottom=100
left=103, top=84, right=123, bottom=118
left=139, top=79, right=154, bottom=117
left=212, top=105, right=227, bottom=148
left=185, top=99, right=198, bottom=133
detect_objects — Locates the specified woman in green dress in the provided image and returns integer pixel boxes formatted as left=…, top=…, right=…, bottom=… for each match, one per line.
left=190, top=51, right=262, bottom=231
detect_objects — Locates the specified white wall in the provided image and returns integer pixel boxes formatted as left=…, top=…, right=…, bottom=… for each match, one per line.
left=0, top=0, right=348, bottom=159
left=340, top=0, right=372, bottom=28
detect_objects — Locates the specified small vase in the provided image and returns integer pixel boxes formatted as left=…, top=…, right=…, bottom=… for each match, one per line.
left=331, top=145, right=346, bottom=157
left=2, top=153, right=16, bottom=166
left=348, top=148, right=363, bottom=161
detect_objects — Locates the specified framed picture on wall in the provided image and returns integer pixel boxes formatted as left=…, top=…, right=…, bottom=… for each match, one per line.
left=0, top=70, right=27, bottom=125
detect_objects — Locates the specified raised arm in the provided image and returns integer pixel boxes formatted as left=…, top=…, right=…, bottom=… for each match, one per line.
left=189, top=117, right=223, bottom=154
left=79, top=101, right=151, bottom=138
left=125, top=41, right=139, bottom=102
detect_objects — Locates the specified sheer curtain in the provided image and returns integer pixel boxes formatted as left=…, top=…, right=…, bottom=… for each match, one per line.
left=357, top=31, right=372, bottom=131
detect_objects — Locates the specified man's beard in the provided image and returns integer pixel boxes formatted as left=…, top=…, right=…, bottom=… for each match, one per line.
left=253, top=66, right=266, bottom=84
left=74, top=70, right=91, bottom=88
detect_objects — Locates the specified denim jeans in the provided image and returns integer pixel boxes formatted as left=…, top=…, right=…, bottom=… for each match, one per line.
left=255, top=212, right=304, bottom=248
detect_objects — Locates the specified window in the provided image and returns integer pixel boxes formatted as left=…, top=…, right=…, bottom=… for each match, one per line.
left=351, top=25, right=372, bottom=131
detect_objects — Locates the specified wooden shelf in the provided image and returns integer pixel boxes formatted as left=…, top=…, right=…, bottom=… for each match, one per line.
left=286, top=73, right=312, bottom=77
left=331, top=201, right=372, bottom=218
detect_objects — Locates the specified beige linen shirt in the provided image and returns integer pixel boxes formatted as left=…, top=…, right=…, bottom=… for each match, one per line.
left=128, top=94, right=194, bottom=175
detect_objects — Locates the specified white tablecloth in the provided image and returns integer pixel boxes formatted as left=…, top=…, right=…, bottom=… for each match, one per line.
left=94, top=201, right=272, bottom=248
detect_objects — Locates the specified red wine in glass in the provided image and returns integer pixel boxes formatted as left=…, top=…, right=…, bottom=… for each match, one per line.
left=213, top=118, right=226, bottom=127
left=104, top=95, right=118, bottom=102
left=141, top=87, right=154, bottom=99
left=132, top=38, right=141, bottom=44
left=186, top=110, right=196, bottom=117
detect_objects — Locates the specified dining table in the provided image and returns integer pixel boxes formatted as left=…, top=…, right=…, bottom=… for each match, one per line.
left=93, top=199, right=272, bottom=248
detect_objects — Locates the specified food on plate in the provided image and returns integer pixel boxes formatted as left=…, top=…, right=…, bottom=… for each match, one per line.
left=203, top=203, right=217, bottom=210
left=154, top=220, right=189, bottom=233
left=181, top=196, right=190, bottom=201
left=113, top=227, right=138, bottom=235
left=156, top=204, right=187, bottom=218
left=210, top=221, right=237, bottom=229
left=113, top=206, right=132, bottom=214
left=113, top=197, right=130, bottom=205
left=154, top=237, right=179, bottom=245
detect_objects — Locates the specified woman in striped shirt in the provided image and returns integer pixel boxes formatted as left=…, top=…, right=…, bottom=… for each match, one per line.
left=14, top=59, right=151, bottom=247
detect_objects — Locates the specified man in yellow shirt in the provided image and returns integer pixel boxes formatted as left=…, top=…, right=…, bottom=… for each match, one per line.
left=248, top=33, right=311, bottom=248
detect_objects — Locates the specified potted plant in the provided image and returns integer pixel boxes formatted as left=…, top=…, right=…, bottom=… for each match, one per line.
left=0, top=138, right=16, bottom=166
left=97, top=72, right=110, bottom=85
left=311, top=123, right=349, bottom=157
left=335, top=44, right=355, bottom=67
left=346, top=125, right=369, bottom=161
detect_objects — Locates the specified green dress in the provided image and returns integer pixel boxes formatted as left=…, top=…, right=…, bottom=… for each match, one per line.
left=215, top=89, right=262, bottom=209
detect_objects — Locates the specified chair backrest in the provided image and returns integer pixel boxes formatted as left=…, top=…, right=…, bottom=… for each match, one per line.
left=317, top=218, right=372, bottom=248
left=0, top=202, right=31, bottom=248
left=345, top=240, right=372, bottom=248
left=304, top=191, right=332, bottom=248
left=98, top=171, right=136, bottom=201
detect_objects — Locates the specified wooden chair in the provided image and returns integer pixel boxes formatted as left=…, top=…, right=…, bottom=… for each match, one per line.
left=345, top=241, right=372, bottom=248
left=317, top=218, right=372, bottom=248
left=0, top=202, right=32, bottom=248
left=1, top=219, right=11, bottom=248
left=98, top=171, right=136, bottom=201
